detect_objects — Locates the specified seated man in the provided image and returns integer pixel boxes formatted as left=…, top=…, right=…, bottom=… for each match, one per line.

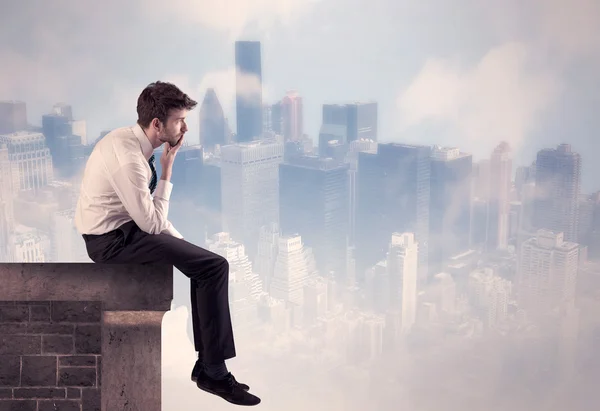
left=74, top=80, right=260, bottom=407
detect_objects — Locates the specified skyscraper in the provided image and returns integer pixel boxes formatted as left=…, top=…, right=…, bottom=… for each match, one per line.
left=534, top=144, right=581, bottom=243
left=356, top=143, right=431, bottom=286
left=235, top=41, right=263, bottom=142
left=386, top=232, right=418, bottom=333
left=517, top=229, right=578, bottom=318
left=0, top=131, right=53, bottom=195
left=429, top=146, right=472, bottom=274
left=199, top=88, right=228, bottom=152
left=280, top=91, right=303, bottom=142
left=221, top=140, right=283, bottom=258
left=0, top=101, right=27, bottom=134
left=279, top=156, right=350, bottom=282
left=487, top=142, right=512, bottom=251
left=319, top=102, right=378, bottom=151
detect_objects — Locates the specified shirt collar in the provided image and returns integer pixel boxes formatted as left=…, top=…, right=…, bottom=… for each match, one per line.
left=132, top=123, right=155, bottom=160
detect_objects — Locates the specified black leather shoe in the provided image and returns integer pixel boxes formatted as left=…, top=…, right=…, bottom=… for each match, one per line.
left=191, top=361, right=250, bottom=391
left=196, top=372, right=261, bottom=406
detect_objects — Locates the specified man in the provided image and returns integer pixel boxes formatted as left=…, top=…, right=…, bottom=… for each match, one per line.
left=75, top=81, right=260, bottom=407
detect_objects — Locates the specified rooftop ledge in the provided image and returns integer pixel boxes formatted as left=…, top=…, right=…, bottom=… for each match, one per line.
left=0, top=262, right=173, bottom=411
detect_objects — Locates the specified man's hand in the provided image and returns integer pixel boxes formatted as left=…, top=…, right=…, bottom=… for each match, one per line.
left=160, top=134, right=185, bottom=180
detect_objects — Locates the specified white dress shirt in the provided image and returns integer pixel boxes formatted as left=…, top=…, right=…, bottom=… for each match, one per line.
left=74, top=123, right=183, bottom=239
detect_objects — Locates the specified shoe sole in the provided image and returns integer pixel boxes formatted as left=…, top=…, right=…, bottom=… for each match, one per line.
left=192, top=374, right=250, bottom=391
left=195, top=383, right=261, bottom=406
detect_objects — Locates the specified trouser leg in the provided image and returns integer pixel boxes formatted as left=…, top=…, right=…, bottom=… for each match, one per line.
left=83, top=221, right=236, bottom=362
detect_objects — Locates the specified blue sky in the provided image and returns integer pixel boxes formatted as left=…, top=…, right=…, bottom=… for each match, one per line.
left=1, top=0, right=598, bottom=190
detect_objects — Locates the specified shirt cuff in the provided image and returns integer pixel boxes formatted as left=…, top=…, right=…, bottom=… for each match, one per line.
left=154, top=179, right=173, bottom=200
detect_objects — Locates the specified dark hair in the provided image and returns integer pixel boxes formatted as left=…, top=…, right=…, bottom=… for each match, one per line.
left=136, top=81, right=198, bottom=128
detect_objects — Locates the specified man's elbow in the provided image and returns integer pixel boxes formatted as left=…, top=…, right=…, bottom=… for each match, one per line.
left=137, top=217, right=169, bottom=235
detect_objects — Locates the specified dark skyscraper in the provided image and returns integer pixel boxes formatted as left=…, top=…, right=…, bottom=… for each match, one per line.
left=534, top=144, right=581, bottom=242
left=319, top=102, right=377, bottom=155
left=279, top=156, right=350, bottom=282
left=235, top=41, right=263, bottom=143
left=0, top=101, right=27, bottom=134
left=356, top=144, right=431, bottom=286
left=429, top=147, right=472, bottom=274
left=199, top=88, right=227, bottom=152
left=346, top=102, right=377, bottom=142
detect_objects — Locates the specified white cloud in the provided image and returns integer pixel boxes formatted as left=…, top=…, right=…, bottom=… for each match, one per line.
left=533, top=0, right=600, bottom=63
left=396, top=42, right=561, bottom=156
left=142, top=0, right=321, bottom=39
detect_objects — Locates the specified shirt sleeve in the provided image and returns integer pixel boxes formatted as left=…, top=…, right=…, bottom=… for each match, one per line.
left=110, top=160, right=176, bottom=236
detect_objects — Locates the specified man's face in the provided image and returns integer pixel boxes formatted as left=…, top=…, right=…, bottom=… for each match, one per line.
left=157, top=108, right=188, bottom=147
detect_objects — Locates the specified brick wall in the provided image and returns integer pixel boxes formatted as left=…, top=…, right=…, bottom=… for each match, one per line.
left=0, top=301, right=102, bottom=411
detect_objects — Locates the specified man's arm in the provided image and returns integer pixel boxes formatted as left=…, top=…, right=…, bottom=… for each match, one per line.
left=110, top=160, right=177, bottom=236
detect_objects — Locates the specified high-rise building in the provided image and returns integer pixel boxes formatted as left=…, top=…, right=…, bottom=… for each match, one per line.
left=281, top=91, right=303, bottom=142
left=346, top=102, right=378, bottom=142
left=235, top=41, right=263, bottom=142
left=221, top=140, right=283, bottom=258
left=254, top=222, right=280, bottom=292
left=319, top=102, right=378, bottom=154
left=468, top=267, right=512, bottom=328
left=279, top=156, right=350, bottom=282
left=346, top=139, right=377, bottom=246
left=0, top=131, right=53, bottom=195
left=270, top=234, right=318, bottom=309
left=386, top=233, right=418, bottom=333
left=534, top=144, right=581, bottom=242
left=0, top=101, right=27, bottom=134
left=0, top=144, right=14, bottom=261
left=206, top=232, right=262, bottom=329
left=199, top=88, right=228, bottom=152
left=429, top=146, right=472, bottom=273
left=487, top=142, right=512, bottom=251
left=356, top=143, right=431, bottom=286
left=517, top=229, right=578, bottom=318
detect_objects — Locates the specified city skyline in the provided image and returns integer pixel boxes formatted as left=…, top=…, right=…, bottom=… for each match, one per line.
left=1, top=1, right=600, bottom=410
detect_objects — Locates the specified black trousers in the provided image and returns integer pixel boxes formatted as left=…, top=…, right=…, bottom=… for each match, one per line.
left=82, top=220, right=236, bottom=363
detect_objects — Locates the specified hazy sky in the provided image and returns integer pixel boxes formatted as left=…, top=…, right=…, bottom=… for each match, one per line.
left=1, top=0, right=599, bottom=191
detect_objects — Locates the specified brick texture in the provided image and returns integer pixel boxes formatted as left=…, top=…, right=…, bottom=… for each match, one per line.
left=0, top=301, right=102, bottom=411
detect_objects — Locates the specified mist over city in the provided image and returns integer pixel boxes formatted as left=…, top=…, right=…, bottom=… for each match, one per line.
left=1, top=0, right=599, bottom=410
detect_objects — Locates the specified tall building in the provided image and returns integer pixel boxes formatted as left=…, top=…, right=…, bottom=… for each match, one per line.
left=254, top=222, right=280, bottom=292
left=199, top=88, right=228, bottom=152
left=386, top=233, right=418, bottom=333
left=235, top=41, right=263, bottom=142
left=346, top=102, right=378, bottom=142
left=356, top=143, right=431, bottom=286
left=42, top=105, right=87, bottom=179
left=322, top=102, right=377, bottom=143
left=221, top=140, right=283, bottom=258
left=319, top=102, right=378, bottom=154
left=429, top=146, right=472, bottom=273
left=534, top=144, right=581, bottom=242
left=0, top=101, right=27, bottom=134
left=487, top=142, right=512, bottom=251
left=270, top=235, right=318, bottom=313
left=279, top=155, right=350, bottom=281
left=346, top=139, right=377, bottom=245
left=0, top=144, right=14, bottom=261
left=281, top=91, right=303, bottom=142
left=206, top=232, right=262, bottom=329
left=0, top=131, right=53, bottom=195
left=468, top=268, right=512, bottom=328
left=517, top=229, right=578, bottom=318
